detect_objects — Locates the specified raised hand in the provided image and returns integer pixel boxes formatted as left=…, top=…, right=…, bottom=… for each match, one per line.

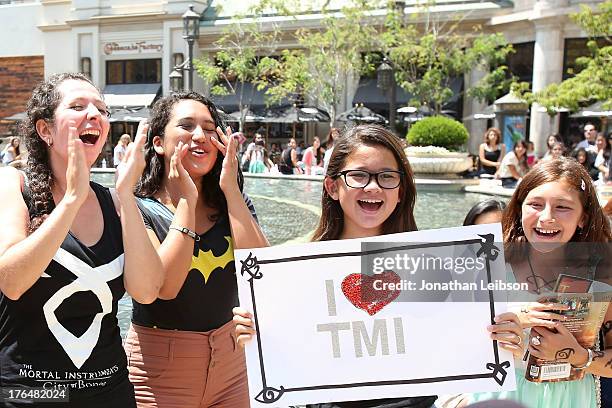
left=210, top=126, right=241, bottom=194
left=65, top=120, right=90, bottom=206
left=116, top=119, right=148, bottom=196
left=166, top=141, right=198, bottom=206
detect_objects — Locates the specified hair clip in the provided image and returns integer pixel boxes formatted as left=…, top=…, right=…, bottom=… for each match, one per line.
left=580, top=179, right=586, bottom=191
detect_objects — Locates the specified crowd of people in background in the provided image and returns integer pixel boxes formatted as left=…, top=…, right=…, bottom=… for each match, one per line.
left=0, top=73, right=610, bottom=408
left=475, top=124, right=612, bottom=189
left=4, top=118, right=610, bottom=189
left=227, top=122, right=612, bottom=195
left=235, top=127, right=340, bottom=176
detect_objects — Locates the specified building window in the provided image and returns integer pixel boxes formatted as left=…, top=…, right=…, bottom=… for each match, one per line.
left=80, top=57, right=91, bottom=79
left=106, top=59, right=162, bottom=85
left=507, top=42, right=534, bottom=85
left=563, top=37, right=607, bottom=80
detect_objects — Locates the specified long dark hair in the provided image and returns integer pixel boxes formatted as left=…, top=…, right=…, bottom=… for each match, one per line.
left=312, top=124, right=417, bottom=241
left=571, top=147, right=591, bottom=169
left=135, top=92, right=243, bottom=219
left=313, top=136, right=323, bottom=163
left=511, top=140, right=529, bottom=173
left=503, top=157, right=611, bottom=243
left=9, top=137, right=21, bottom=157
left=21, top=72, right=96, bottom=232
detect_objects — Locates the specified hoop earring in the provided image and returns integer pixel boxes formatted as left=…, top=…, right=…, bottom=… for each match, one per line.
left=46, top=138, right=53, bottom=147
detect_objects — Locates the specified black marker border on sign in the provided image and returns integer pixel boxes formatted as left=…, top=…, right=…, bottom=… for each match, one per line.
left=238, top=233, right=508, bottom=404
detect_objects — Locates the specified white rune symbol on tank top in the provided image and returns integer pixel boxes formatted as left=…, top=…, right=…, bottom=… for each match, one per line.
left=41, top=248, right=124, bottom=369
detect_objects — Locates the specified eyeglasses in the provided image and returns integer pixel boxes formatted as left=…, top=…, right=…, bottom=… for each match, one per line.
left=336, top=169, right=403, bottom=189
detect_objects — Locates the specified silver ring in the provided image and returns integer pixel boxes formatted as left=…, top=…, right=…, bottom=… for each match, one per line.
left=531, top=335, right=541, bottom=346
left=521, top=307, right=529, bottom=314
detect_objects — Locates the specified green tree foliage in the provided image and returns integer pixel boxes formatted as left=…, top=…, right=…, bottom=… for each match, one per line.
left=263, top=1, right=379, bottom=126
left=379, top=1, right=514, bottom=114
left=407, top=116, right=469, bottom=149
left=194, top=5, right=287, bottom=131
left=526, top=1, right=612, bottom=112
left=196, top=0, right=517, bottom=127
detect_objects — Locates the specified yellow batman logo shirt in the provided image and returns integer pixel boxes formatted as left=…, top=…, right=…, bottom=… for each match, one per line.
left=190, top=236, right=234, bottom=284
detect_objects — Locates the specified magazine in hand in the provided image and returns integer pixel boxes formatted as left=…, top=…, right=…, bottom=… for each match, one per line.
left=525, top=274, right=611, bottom=382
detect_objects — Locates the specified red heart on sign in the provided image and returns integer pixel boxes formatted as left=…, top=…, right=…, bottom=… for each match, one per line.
left=341, top=271, right=401, bottom=316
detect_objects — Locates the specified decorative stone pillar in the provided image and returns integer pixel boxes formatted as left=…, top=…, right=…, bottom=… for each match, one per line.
left=463, top=67, right=488, bottom=155
left=529, top=19, right=564, bottom=157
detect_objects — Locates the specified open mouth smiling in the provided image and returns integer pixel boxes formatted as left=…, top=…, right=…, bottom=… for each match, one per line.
left=189, top=147, right=207, bottom=157
left=533, top=227, right=561, bottom=238
left=358, top=199, right=383, bottom=211
left=79, top=129, right=100, bottom=145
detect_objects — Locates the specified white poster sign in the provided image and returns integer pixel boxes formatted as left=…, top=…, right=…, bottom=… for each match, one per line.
left=235, top=224, right=516, bottom=407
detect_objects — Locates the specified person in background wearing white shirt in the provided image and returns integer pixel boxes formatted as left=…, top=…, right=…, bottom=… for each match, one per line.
left=322, top=127, right=340, bottom=172
left=113, top=133, right=131, bottom=167
left=498, top=140, right=529, bottom=188
left=575, top=123, right=598, bottom=152
left=594, top=132, right=611, bottom=183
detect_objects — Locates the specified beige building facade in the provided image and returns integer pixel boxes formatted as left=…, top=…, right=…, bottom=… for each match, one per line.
left=0, top=0, right=604, bottom=154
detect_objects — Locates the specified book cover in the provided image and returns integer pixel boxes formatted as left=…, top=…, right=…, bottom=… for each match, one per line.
left=525, top=275, right=611, bottom=383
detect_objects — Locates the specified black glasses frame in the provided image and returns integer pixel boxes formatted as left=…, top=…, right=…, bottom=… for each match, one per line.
left=336, top=169, right=403, bottom=189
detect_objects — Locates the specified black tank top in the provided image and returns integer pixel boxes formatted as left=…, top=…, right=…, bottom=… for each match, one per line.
left=481, top=147, right=501, bottom=175
left=0, top=181, right=135, bottom=406
left=279, top=147, right=295, bottom=174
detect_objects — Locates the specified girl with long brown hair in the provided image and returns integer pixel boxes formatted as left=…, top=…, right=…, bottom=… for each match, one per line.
left=234, top=124, right=520, bottom=408
left=467, top=157, right=612, bottom=408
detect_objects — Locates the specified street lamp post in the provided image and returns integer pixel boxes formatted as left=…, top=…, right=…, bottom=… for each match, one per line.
left=170, top=5, right=200, bottom=92
left=169, top=68, right=183, bottom=93
left=182, top=5, right=200, bottom=91
left=377, top=57, right=396, bottom=129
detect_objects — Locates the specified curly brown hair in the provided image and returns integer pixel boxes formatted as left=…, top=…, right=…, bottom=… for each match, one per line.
left=21, top=72, right=96, bottom=232
left=483, top=127, right=501, bottom=146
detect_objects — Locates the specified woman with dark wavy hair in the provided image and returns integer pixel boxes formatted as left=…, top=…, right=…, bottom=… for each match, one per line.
left=125, top=92, right=268, bottom=407
left=0, top=73, right=163, bottom=407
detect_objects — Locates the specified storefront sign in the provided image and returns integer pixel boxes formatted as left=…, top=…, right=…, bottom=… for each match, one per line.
left=103, top=41, right=163, bottom=56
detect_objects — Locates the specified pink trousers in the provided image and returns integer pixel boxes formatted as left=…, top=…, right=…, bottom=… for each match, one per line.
left=125, top=321, right=250, bottom=408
